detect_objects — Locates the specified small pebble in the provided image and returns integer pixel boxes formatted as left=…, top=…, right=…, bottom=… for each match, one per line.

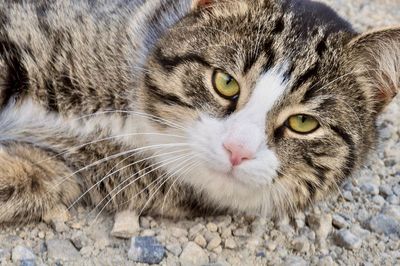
left=194, top=234, right=207, bottom=248
left=0, top=248, right=10, bottom=262
left=360, top=183, right=379, bottom=195
left=381, top=205, right=400, bottom=222
left=332, top=214, right=349, bottom=229
left=379, top=184, right=393, bottom=197
left=179, top=242, right=209, bottom=266
left=213, top=246, right=222, bottom=254
left=46, top=239, right=81, bottom=261
left=206, top=223, right=218, bottom=233
left=11, top=246, right=35, bottom=263
left=128, top=236, right=165, bottom=264
left=50, top=220, right=69, bottom=233
left=111, top=210, right=140, bottom=239
left=189, top=224, right=206, bottom=239
left=292, top=236, right=310, bottom=253
left=368, top=214, right=400, bottom=236
left=224, top=238, right=237, bottom=249
left=285, top=255, right=307, bottom=266
left=318, top=256, right=335, bottom=266
left=141, top=229, right=156, bottom=237
left=171, top=227, right=188, bottom=238
left=343, top=191, right=354, bottom=201
left=207, top=236, right=222, bottom=251
left=333, top=229, right=362, bottom=250
left=372, top=195, right=386, bottom=206
left=166, top=243, right=182, bottom=257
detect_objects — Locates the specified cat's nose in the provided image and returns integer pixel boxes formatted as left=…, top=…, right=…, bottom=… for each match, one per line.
left=223, top=141, right=254, bottom=166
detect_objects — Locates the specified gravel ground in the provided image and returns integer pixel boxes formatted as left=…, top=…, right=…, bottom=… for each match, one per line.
left=1, top=1, right=399, bottom=265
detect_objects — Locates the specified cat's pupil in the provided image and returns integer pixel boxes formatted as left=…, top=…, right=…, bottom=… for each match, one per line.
left=301, top=115, right=307, bottom=123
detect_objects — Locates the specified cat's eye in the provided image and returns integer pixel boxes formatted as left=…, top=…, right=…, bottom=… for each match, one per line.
left=212, top=70, right=240, bottom=100
left=287, top=114, right=320, bottom=134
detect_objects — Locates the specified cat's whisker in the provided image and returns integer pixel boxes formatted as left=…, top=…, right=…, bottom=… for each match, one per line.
left=52, top=143, right=189, bottom=190
left=35, top=132, right=187, bottom=165
left=70, top=110, right=186, bottom=130
left=161, top=161, right=201, bottom=215
left=67, top=148, right=190, bottom=212
left=0, top=144, right=189, bottom=219
left=138, top=156, right=197, bottom=217
left=90, top=153, right=192, bottom=223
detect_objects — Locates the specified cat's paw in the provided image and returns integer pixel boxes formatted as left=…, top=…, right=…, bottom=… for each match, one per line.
left=43, top=204, right=71, bottom=232
left=111, top=210, right=140, bottom=239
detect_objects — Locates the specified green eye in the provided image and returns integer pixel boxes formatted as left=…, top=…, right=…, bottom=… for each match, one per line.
left=212, top=70, right=240, bottom=99
left=287, top=114, right=320, bottom=134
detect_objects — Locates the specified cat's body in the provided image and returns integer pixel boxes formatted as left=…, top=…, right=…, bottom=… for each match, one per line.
left=0, top=0, right=398, bottom=224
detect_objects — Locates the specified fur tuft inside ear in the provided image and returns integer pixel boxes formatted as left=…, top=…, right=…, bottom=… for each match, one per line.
left=348, top=27, right=400, bottom=112
left=191, top=0, right=214, bottom=9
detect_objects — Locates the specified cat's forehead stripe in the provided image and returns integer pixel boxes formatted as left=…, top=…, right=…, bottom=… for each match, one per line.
left=234, top=66, right=287, bottom=124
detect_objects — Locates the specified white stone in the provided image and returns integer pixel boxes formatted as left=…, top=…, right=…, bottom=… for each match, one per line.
left=334, top=230, right=362, bottom=250
left=111, top=210, right=140, bottom=239
left=207, top=236, right=222, bottom=251
left=194, top=234, right=207, bottom=248
left=11, top=246, right=35, bottom=262
left=180, top=242, right=209, bottom=266
left=224, top=238, right=237, bottom=249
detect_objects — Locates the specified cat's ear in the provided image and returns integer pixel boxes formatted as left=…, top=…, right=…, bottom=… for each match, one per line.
left=347, top=27, right=400, bottom=112
left=191, top=0, right=214, bottom=9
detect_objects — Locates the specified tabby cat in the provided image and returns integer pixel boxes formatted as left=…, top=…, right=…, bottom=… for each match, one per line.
left=0, top=0, right=398, bottom=224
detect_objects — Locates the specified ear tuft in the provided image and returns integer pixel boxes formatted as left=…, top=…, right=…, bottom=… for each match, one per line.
left=191, top=0, right=214, bottom=10
left=348, top=27, right=400, bottom=112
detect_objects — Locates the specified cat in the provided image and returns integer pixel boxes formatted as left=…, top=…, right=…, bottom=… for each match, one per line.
left=0, top=0, right=398, bottom=225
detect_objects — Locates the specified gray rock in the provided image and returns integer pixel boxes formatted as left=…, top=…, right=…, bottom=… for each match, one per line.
left=128, top=236, right=165, bottom=264
left=70, top=232, right=87, bottom=251
left=285, top=255, right=307, bottom=266
left=381, top=205, right=400, bottom=222
left=387, top=195, right=400, bottom=205
left=372, top=195, right=386, bottom=206
left=332, top=214, right=349, bottom=229
left=194, top=234, right=207, bottom=248
left=170, top=227, right=188, bottom=238
left=179, top=242, right=209, bottom=266
left=343, top=191, right=354, bottom=201
left=224, top=238, right=237, bottom=249
left=393, top=185, right=400, bottom=196
left=360, top=183, right=379, bottom=195
left=206, top=236, right=222, bottom=251
left=111, top=210, right=140, bottom=239
left=46, top=239, right=81, bottom=261
left=0, top=248, right=10, bottom=262
left=379, top=184, right=393, bottom=197
left=333, top=229, right=362, bottom=250
left=50, top=220, right=69, bottom=233
left=189, top=224, right=206, bottom=239
left=166, top=243, right=182, bottom=257
left=11, top=246, right=35, bottom=262
left=318, top=256, right=335, bottom=266
left=19, top=260, right=36, bottom=266
left=292, top=236, right=310, bottom=253
left=368, top=214, right=400, bottom=236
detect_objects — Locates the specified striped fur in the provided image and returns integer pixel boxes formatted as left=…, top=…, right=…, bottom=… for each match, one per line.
left=0, top=0, right=398, bottom=224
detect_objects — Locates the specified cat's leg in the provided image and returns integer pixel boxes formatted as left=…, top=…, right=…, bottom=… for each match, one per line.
left=0, top=142, right=81, bottom=224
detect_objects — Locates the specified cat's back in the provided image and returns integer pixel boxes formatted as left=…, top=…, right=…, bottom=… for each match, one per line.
left=0, top=0, right=179, bottom=116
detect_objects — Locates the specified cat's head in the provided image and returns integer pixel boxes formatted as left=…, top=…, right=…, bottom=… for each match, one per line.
left=138, top=0, right=400, bottom=216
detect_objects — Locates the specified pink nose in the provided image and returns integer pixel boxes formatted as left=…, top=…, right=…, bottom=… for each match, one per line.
left=223, top=141, right=254, bottom=166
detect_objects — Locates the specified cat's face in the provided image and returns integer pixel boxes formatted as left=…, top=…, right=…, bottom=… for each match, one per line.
left=138, top=0, right=399, bottom=216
